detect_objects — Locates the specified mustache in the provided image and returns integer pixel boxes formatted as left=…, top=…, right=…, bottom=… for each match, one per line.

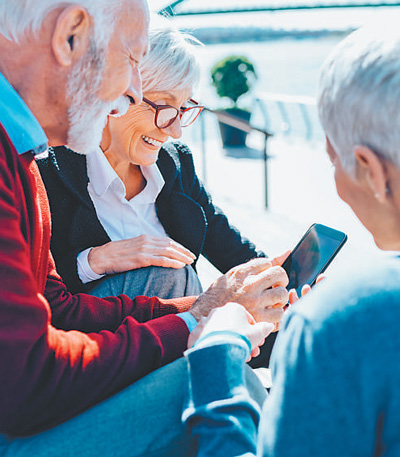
left=108, top=96, right=131, bottom=118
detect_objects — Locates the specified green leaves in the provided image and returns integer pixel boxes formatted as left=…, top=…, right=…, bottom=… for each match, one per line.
left=211, top=55, right=257, bottom=106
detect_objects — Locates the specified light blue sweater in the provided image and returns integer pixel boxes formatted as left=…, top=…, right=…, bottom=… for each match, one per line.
left=184, top=254, right=400, bottom=456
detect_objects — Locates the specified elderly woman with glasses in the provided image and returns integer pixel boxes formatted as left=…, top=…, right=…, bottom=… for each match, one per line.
left=38, top=26, right=265, bottom=300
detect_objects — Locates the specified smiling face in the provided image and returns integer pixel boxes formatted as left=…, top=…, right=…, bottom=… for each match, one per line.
left=102, top=88, right=191, bottom=166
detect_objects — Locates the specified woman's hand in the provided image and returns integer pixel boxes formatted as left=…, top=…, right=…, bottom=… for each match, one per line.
left=88, top=235, right=196, bottom=275
left=188, top=302, right=275, bottom=361
left=288, top=274, right=325, bottom=304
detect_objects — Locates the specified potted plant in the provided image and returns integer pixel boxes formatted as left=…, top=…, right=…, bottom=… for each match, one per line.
left=211, top=55, right=257, bottom=147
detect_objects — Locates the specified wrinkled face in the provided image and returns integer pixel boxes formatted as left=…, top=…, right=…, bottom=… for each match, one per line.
left=97, top=0, right=149, bottom=106
left=104, top=88, right=191, bottom=166
left=67, top=0, right=149, bottom=153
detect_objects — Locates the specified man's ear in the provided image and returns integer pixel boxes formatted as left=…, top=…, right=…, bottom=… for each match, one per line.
left=354, top=145, right=388, bottom=201
left=52, top=5, right=91, bottom=66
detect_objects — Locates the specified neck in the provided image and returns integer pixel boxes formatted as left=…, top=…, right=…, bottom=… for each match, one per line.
left=102, top=145, right=146, bottom=200
left=0, top=24, right=69, bottom=146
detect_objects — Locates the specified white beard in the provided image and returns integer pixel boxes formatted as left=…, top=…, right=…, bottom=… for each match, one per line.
left=66, top=45, right=130, bottom=154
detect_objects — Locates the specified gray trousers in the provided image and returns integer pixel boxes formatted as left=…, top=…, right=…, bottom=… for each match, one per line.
left=88, top=265, right=203, bottom=299
left=0, top=358, right=266, bottom=457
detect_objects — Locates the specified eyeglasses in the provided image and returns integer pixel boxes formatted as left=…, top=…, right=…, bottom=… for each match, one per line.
left=142, top=97, right=204, bottom=129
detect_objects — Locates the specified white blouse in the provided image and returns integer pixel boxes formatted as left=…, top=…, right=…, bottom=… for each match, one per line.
left=77, top=146, right=167, bottom=283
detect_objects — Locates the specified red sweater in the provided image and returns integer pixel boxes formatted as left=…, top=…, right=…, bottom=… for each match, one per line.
left=0, top=124, right=195, bottom=437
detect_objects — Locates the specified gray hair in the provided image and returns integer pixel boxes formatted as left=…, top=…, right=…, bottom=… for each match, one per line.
left=140, top=26, right=202, bottom=95
left=0, top=0, right=120, bottom=46
left=317, top=25, right=400, bottom=173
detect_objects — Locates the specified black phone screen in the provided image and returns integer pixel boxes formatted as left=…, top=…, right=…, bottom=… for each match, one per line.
left=282, top=223, right=347, bottom=296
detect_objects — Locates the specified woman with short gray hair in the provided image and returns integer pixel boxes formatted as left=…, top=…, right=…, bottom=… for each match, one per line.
left=38, top=26, right=265, bottom=301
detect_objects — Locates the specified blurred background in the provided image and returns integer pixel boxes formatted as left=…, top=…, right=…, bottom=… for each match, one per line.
left=150, top=0, right=400, bottom=286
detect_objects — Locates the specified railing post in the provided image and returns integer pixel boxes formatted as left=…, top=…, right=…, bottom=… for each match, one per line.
left=263, top=133, right=268, bottom=209
left=202, top=107, right=272, bottom=207
left=200, top=110, right=207, bottom=185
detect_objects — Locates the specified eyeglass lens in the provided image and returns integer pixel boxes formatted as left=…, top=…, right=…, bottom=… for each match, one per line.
left=157, top=108, right=179, bottom=129
left=155, top=106, right=203, bottom=129
left=180, top=107, right=202, bottom=127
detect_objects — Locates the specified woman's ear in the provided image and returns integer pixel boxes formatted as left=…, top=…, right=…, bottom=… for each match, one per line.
left=51, top=5, right=91, bottom=67
left=100, top=120, right=112, bottom=153
left=353, top=145, right=388, bottom=202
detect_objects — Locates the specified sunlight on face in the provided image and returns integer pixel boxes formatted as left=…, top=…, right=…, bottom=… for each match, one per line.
left=103, top=88, right=192, bottom=166
left=66, top=43, right=130, bottom=154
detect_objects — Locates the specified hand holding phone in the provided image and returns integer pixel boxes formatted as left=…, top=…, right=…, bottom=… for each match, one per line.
left=282, top=223, right=347, bottom=297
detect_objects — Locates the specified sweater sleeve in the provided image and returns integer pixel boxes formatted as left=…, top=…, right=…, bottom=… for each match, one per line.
left=178, top=143, right=266, bottom=273
left=1, top=266, right=192, bottom=438
left=47, top=259, right=196, bottom=332
left=183, top=343, right=260, bottom=457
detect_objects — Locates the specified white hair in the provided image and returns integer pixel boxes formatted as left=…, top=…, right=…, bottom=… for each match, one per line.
left=317, top=25, right=400, bottom=173
left=66, top=34, right=130, bottom=153
left=140, top=25, right=202, bottom=95
left=0, top=0, right=120, bottom=45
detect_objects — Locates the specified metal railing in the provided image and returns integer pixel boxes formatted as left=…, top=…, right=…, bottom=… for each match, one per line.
left=195, top=93, right=324, bottom=209
left=199, top=108, right=273, bottom=208
left=162, top=1, right=400, bottom=16
left=254, top=92, right=323, bottom=142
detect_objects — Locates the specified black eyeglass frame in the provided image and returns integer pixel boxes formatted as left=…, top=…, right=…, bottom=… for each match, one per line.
left=142, top=97, right=204, bottom=129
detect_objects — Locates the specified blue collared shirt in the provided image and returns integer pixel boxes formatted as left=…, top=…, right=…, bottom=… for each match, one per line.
left=0, top=72, right=47, bottom=155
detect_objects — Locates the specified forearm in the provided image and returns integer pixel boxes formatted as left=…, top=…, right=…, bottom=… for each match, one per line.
left=183, top=341, right=260, bottom=457
left=47, top=267, right=196, bottom=332
left=0, top=247, right=190, bottom=437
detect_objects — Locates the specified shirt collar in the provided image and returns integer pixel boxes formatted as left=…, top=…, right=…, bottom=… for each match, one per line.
left=137, top=162, right=165, bottom=204
left=87, top=146, right=165, bottom=203
left=87, top=146, right=117, bottom=196
left=0, top=72, right=48, bottom=155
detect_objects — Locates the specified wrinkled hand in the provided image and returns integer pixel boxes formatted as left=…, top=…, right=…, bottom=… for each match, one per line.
left=88, top=235, right=195, bottom=275
left=189, top=254, right=290, bottom=324
left=288, top=274, right=325, bottom=304
left=188, top=302, right=275, bottom=360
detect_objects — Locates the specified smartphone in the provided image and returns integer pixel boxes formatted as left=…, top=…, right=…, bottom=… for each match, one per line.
left=282, top=223, right=347, bottom=296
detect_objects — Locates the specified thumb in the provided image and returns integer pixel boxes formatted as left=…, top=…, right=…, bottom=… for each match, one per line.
left=256, top=321, right=275, bottom=339
left=271, top=250, right=291, bottom=267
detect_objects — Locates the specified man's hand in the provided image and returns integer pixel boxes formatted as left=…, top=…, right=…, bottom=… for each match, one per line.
left=188, top=302, right=275, bottom=360
left=189, top=255, right=289, bottom=324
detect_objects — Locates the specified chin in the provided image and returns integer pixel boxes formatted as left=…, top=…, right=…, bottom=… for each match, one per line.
left=373, top=236, right=399, bottom=252
left=143, top=157, right=158, bottom=166
left=135, top=149, right=160, bottom=167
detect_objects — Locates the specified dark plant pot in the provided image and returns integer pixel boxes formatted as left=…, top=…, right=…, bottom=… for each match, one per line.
left=217, top=108, right=251, bottom=147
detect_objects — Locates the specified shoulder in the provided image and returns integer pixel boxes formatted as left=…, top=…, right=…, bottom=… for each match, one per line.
left=282, top=254, right=400, bottom=362
left=158, top=141, right=195, bottom=175
left=295, top=254, right=400, bottom=323
left=0, top=123, right=20, bottom=181
left=37, top=146, right=87, bottom=177
left=159, top=141, right=193, bottom=161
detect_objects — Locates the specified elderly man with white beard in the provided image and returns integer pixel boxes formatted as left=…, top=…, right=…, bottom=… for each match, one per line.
left=0, top=1, right=289, bottom=455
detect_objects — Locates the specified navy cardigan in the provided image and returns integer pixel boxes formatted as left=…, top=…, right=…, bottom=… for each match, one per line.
left=37, top=141, right=265, bottom=293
